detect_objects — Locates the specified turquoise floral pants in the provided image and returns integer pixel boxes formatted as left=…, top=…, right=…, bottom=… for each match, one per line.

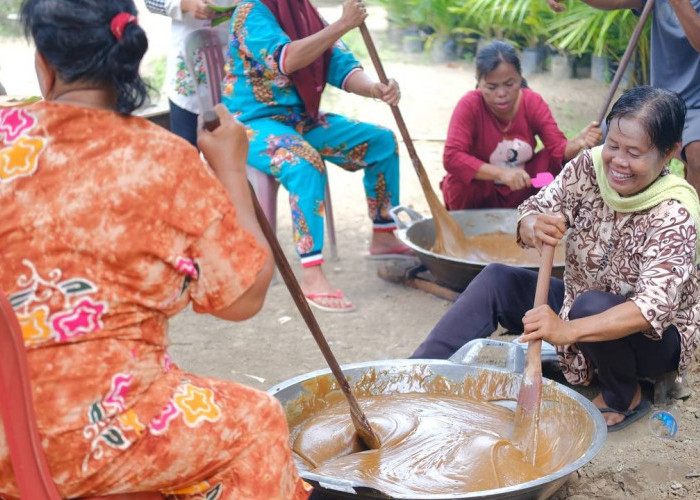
left=245, top=111, right=400, bottom=266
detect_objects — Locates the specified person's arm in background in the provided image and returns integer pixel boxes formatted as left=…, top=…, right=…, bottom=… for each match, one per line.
left=282, top=0, right=366, bottom=74
left=669, top=0, right=700, bottom=52
left=529, top=91, right=602, bottom=162
left=144, top=0, right=215, bottom=21
left=565, top=122, right=602, bottom=160
left=444, top=95, right=532, bottom=191
left=343, top=71, right=400, bottom=106
left=197, top=105, right=274, bottom=321
left=546, top=0, right=641, bottom=12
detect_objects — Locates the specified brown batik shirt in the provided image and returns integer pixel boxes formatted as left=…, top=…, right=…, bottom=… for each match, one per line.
left=518, top=149, right=700, bottom=386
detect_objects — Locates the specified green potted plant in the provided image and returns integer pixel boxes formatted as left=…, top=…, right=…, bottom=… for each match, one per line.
left=413, top=0, right=461, bottom=62
left=376, top=0, right=418, bottom=47
left=547, top=3, right=651, bottom=86
left=449, top=0, right=519, bottom=56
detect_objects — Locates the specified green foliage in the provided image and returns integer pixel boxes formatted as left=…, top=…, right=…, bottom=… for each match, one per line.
left=376, top=0, right=417, bottom=28
left=547, top=3, right=651, bottom=84
left=142, top=55, right=167, bottom=104
left=373, top=0, right=651, bottom=78
left=0, top=0, right=23, bottom=38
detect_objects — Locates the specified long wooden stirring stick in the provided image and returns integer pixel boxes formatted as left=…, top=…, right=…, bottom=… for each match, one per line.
left=512, top=243, right=555, bottom=465
left=201, top=117, right=381, bottom=450
left=358, top=23, right=470, bottom=258
left=250, top=186, right=381, bottom=449
left=595, top=0, right=654, bottom=125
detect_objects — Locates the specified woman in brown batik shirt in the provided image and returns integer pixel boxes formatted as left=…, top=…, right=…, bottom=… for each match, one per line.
left=413, top=86, right=700, bottom=432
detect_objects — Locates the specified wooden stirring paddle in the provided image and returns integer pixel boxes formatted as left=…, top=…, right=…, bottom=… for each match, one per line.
left=252, top=184, right=382, bottom=448
left=358, top=24, right=470, bottom=258
left=595, top=0, right=654, bottom=125
left=200, top=116, right=381, bottom=450
left=512, top=243, right=555, bottom=465
left=250, top=185, right=381, bottom=449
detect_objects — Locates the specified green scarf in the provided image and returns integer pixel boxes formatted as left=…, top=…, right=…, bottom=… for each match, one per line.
left=592, top=145, right=700, bottom=264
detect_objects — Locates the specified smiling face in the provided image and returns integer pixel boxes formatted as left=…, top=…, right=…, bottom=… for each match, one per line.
left=601, top=116, right=674, bottom=196
left=477, top=61, right=522, bottom=121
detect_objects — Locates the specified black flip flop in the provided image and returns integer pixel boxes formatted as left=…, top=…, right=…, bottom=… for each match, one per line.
left=599, top=399, right=652, bottom=432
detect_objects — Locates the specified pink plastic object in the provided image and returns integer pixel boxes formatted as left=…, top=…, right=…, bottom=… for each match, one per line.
left=531, top=172, right=554, bottom=188
left=0, top=292, right=162, bottom=500
left=185, top=28, right=338, bottom=260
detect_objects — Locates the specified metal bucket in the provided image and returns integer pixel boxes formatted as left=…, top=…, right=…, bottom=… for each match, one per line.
left=390, top=206, right=565, bottom=292
left=268, top=340, right=607, bottom=500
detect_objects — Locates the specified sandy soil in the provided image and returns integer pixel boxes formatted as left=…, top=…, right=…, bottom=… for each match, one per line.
left=2, top=2, right=700, bottom=498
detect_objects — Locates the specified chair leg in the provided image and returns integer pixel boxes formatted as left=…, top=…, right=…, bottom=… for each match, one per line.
left=324, top=179, right=338, bottom=262
left=246, top=167, right=281, bottom=284
left=246, top=167, right=279, bottom=234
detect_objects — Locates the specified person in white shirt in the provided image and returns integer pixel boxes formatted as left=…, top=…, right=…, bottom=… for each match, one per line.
left=145, top=0, right=235, bottom=145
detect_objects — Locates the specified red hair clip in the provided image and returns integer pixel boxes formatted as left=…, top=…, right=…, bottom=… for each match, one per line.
left=110, top=12, right=138, bottom=42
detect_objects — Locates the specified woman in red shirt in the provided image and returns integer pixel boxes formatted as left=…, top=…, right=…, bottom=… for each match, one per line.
left=441, top=41, right=602, bottom=209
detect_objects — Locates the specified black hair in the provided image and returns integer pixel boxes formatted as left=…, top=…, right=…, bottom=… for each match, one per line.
left=475, top=40, right=528, bottom=88
left=606, top=86, right=686, bottom=157
left=20, top=0, right=149, bottom=115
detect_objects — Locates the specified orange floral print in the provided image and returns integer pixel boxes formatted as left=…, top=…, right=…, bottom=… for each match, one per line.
left=0, top=101, right=308, bottom=500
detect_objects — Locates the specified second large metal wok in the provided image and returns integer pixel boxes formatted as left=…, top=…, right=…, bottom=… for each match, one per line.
left=390, top=207, right=565, bottom=292
left=268, top=340, right=607, bottom=500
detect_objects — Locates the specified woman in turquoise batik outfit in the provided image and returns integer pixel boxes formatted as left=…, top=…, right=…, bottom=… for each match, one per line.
left=222, top=0, right=408, bottom=312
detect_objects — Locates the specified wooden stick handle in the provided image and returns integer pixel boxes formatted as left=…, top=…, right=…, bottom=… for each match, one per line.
left=595, top=0, right=655, bottom=125
left=534, top=244, right=555, bottom=308
left=526, top=244, right=556, bottom=364
left=358, top=23, right=434, bottom=193
left=248, top=182, right=380, bottom=447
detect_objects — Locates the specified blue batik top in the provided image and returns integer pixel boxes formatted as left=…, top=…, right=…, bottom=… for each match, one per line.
left=221, top=0, right=362, bottom=123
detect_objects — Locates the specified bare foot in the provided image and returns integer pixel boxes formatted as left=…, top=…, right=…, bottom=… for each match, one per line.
left=592, top=385, right=642, bottom=427
left=368, top=230, right=411, bottom=255
left=300, top=264, right=354, bottom=312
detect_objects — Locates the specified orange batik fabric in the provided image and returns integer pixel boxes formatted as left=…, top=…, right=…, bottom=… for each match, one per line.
left=0, top=101, right=311, bottom=500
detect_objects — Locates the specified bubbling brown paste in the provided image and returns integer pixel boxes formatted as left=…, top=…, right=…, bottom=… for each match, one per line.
left=432, top=231, right=565, bottom=267
left=285, top=368, right=593, bottom=497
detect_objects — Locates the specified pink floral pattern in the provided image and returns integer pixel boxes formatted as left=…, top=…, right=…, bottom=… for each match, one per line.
left=52, top=298, right=107, bottom=341
left=103, top=373, right=134, bottom=414
left=176, top=257, right=199, bottom=278
left=0, top=108, right=37, bottom=143
left=148, top=400, right=180, bottom=436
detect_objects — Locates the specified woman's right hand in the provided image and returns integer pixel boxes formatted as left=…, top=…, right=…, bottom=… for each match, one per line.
left=181, top=0, right=216, bottom=20
left=498, top=167, right=531, bottom=191
left=339, top=0, right=368, bottom=32
left=530, top=213, right=567, bottom=249
left=197, top=104, right=249, bottom=177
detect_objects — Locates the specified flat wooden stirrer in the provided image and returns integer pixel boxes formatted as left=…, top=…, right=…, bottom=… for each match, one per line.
left=512, top=243, right=555, bottom=465
left=358, top=23, right=470, bottom=258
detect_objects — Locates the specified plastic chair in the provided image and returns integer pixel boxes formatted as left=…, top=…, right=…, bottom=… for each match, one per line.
left=185, top=28, right=338, bottom=260
left=0, top=292, right=163, bottom=500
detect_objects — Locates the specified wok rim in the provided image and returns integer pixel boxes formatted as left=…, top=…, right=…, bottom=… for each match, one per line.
left=396, top=208, right=566, bottom=269
left=268, top=358, right=607, bottom=500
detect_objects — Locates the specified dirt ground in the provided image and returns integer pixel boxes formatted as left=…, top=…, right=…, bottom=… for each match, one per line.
left=2, top=2, right=700, bottom=498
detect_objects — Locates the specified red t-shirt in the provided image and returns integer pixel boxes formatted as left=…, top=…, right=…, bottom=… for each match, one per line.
left=441, top=87, right=568, bottom=209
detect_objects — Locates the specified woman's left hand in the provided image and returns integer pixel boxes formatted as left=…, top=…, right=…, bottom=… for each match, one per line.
left=370, top=78, right=400, bottom=106
left=519, top=304, right=574, bottom=346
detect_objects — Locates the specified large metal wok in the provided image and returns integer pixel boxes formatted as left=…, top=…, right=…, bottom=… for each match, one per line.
left=268, top=340, right=607, bottom=500
left=390, top=207, right=565, bottom=292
